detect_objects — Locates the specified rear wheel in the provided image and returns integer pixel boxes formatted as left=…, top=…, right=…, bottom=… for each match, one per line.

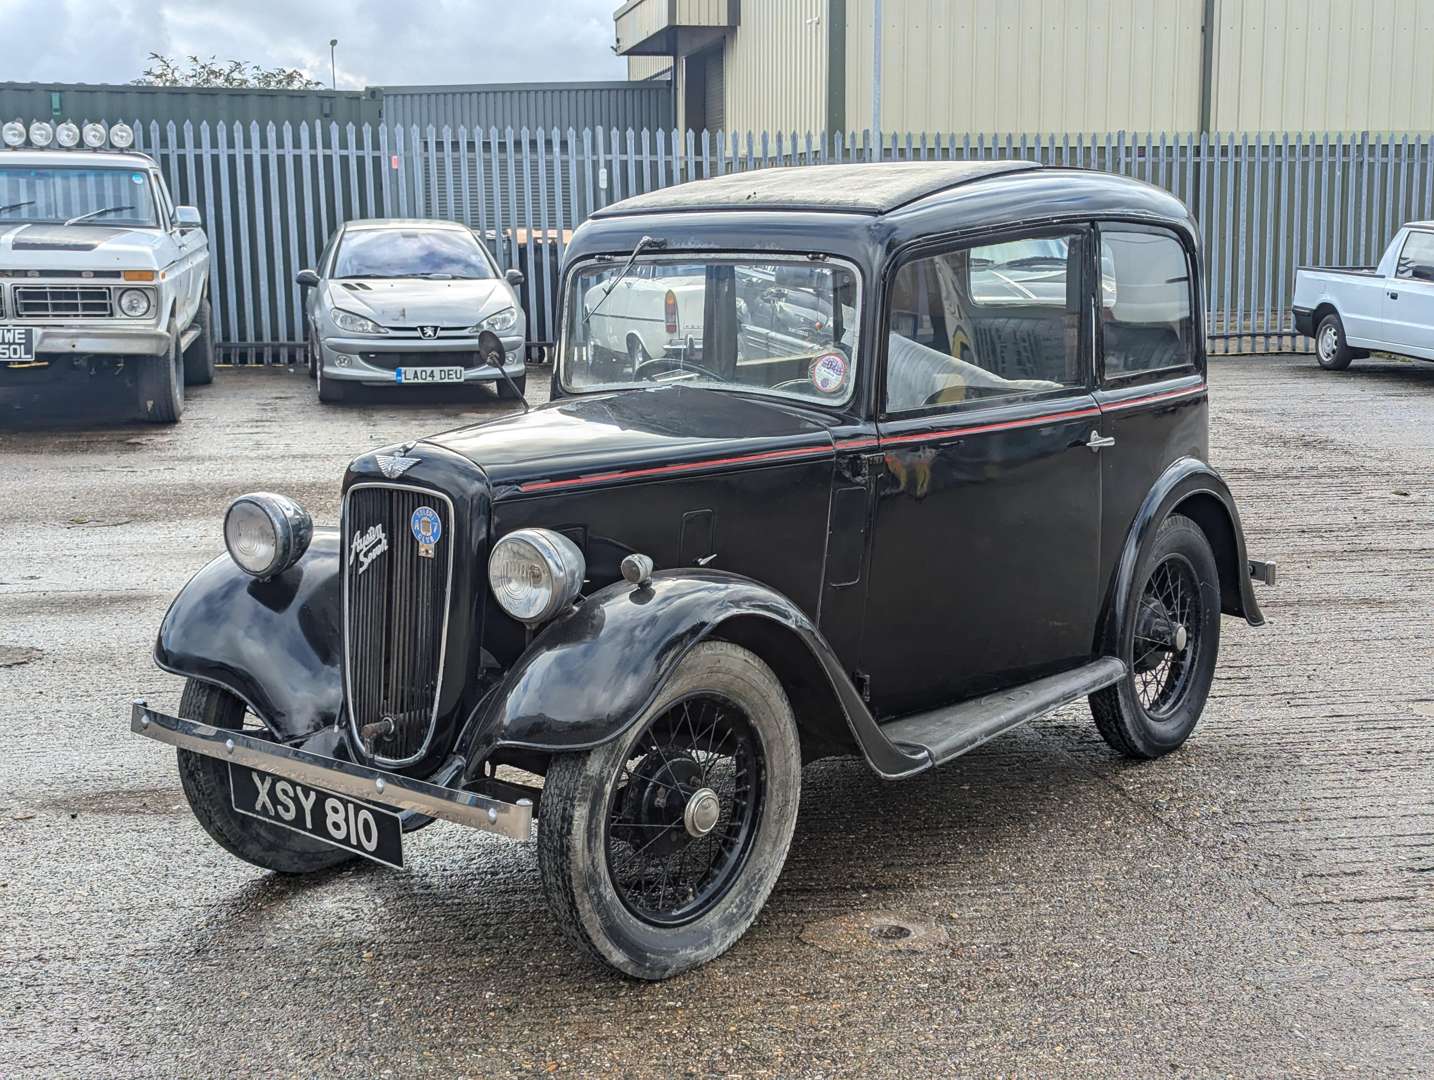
left=1315, top=312, right=1355, bottom=371
left=1089, top=515, right=1221, bottom=759
left=135, top=327, right=184, bottom=423
left=175, top=680, right=355, bottom=874
left=537, top=642, right=801, bottom=980
left=182, top=298, right=216, bottom=385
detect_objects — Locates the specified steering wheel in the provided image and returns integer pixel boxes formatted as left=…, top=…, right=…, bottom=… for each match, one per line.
left=633, top=356, right=727, bottom=384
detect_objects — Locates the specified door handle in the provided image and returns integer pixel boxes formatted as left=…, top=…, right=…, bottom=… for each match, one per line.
left=1389, top=291, right=1400, bottom=300
left=1086, top=430, right=1116, bottom=452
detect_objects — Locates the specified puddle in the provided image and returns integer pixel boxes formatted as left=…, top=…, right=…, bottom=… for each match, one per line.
left=800, top=910, right=948, bottom=954
left=0, top=645, right=42, bottom=667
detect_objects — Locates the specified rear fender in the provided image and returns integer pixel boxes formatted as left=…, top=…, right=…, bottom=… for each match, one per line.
left=463, top=569, right=925, bottom=780
left=1101, top=458, right=1265, bottom=655
left=154, top=530, right=342, bottom=742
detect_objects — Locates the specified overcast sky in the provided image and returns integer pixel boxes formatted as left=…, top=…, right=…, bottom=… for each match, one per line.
left=0, top=0, right=628, bottom=88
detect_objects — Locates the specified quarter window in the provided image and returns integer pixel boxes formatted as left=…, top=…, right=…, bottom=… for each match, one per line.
left=884, top=231, right=1086, bottom=414
left=1099, top=228, right=1196, bottom=380
left=1396, top=230, right=1434, bottom=281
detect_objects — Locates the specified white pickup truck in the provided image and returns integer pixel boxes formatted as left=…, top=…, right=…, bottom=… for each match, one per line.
left=0, top=122, right=212, bottom=422
left=1293, top=222, right=1434, bottom=371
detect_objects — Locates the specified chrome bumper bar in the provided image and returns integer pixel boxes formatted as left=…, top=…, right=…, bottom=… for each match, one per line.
left=130, top=700, right=532, bottom=842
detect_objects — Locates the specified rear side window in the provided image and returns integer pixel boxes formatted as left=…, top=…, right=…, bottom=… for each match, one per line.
left=1396, top=231, right=1434, bottom=281
left=1099, top=228, right=1196, bottom=381
left=884, top=230, right=1087, bottom=414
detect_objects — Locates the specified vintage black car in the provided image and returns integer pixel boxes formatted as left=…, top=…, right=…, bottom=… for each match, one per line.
left=132, top=161, right=1274, bottom=980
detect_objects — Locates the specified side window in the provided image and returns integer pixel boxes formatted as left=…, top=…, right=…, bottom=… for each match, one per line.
left=1396, top=231, right=1434, bottom=281
left=1099, top=228, right=1196, bottom=381
left=884, top=231, right=1086, bottom=414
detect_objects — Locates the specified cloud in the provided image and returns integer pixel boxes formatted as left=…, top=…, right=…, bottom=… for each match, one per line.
left=0, top=0, right=627, bottom=87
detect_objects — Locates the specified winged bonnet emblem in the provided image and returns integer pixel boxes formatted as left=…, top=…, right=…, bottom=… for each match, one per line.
left=376, top=454, right=420, bottom=479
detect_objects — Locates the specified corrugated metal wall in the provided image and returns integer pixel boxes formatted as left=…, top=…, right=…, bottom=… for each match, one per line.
left=615, top=0, right=671, bottom=51
left=378, top=82, right=673, bottom=135
left=628, top=57, right=676, bottom=81
left=1210, top=0, right=1434, bottom=132
left=843, top=0, right=1205, bottom=134
left=0, top=82, right=378, bottom=127
left=676, top=0, right=732, bottom=23
left=723, top=0, right=829, bottom=134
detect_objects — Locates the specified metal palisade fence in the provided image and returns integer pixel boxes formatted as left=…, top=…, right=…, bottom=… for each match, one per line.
left=103, top=121, right=1434, bottom=361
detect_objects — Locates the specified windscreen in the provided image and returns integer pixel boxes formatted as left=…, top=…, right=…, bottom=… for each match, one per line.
left=0, top=167, right=158, bottom=227
left=561, top=257, right=860, bottom=405
left=333, top=228, right=496, bottom=280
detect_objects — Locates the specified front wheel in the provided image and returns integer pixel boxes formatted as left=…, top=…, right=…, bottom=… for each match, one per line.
left=496, top=370, right=527, bottom=400
left=135, top=328, right=184, bottom=423
left=537, top=641, right=801, bottom=980
left=1089, top=514, right=1221, bottom=759
left=176, top=680, right=355, bottom=874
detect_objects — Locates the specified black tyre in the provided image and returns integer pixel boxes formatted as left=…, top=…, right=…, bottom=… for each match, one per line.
left=1315, top=312, right=1355, bottom=371
left=182, top=298, right=216, bottom=385
left=538, top=641, right=801, bottom=980
left=305, top=328, right=317, bottom=380
left=176, top=680, right=355, bottom=875
left=496, top=370, right=527, bottom=400
left=1089, top=514, right=1221, bottom=760
left=316, top=352, right=347, bottom=403
left=135, top=326, right=184, bottom=423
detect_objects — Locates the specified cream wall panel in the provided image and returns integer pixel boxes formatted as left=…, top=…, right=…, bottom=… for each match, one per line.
left=615, top=0, right=669, bottom=51
left=628, top=56, right=675, bottom=81
left=722, top=0, right=829, bottom=134
left=1211, top=0, right=1434, bottom=132
left=844, top=0, right=1203, bottom=135
left=675, top=0, right=730, bottom=24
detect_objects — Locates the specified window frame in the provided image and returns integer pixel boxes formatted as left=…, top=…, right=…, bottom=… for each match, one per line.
left=1395, top=228, right=1434, bottom=282
left=878, top=222, right=1096, bottom=421
left=1094, top=221, right=1201, bottom=388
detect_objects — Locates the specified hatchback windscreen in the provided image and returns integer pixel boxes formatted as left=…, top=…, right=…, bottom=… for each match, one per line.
left=561, top=257, right=860, bottom=405
left=0, top=167, right=158, bottom=227
left=333, top=229, right=496, bottom=279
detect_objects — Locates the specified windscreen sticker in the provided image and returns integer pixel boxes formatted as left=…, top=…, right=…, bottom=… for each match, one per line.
left=810, top=351, right=849, bottom=394
left=130, top=173, right=145, bottom=184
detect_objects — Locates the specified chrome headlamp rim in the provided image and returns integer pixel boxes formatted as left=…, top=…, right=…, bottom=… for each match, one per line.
left=55, top=122, right=80, bottom=148
left=27, top=121, right=53, bottom=147
left=108, top=122, right=134, bottom=149
left=223, top=492, right=313, bottom=580
left=1, top=120, right=25, bottom=147
left=488, top=527, right=585, bottom=626
left=81, top=122, right=108, bottom=148
left=116, top=287, right=153, bottom=318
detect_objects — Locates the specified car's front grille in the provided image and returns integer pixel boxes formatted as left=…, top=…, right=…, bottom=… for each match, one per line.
left=361, top=351, right=483, bottom=371
left=13, top=286, right=112, bottom=319
left=343, top=484, right=454, bottom=766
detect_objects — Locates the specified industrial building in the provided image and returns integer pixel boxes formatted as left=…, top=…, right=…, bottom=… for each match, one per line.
left=617, top=0, right=1434, bottom=135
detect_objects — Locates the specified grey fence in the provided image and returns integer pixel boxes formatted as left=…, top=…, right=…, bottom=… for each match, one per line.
left=63, top=122, right=1434, bottom=360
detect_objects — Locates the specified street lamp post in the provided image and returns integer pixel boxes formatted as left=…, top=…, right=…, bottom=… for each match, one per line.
left=329, top=39, right=338, bottom=90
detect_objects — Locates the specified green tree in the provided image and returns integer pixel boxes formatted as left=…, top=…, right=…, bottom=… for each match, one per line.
left=133, top=53, right=323, bottom=90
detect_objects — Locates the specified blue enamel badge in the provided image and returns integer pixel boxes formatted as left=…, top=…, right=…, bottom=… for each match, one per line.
left=410, top=506, right=442, bottom=558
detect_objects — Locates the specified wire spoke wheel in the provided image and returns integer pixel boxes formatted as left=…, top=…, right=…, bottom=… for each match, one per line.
left=1132, top=553, right=1202, bottom=719
left=603, top=693, right=764, bottom=927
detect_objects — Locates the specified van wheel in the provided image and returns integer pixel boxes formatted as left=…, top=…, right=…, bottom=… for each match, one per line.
left=175, top=680, right=355, bottom=875
left=1315, top=313, right=1355, bottom=371
left=538, top=642, right=801, bottom=980
left=1090, top=514, right=1221, bottom=759
left=136, top=327, right=184, bottom=423
left=182, top=299, right=216, bottom=385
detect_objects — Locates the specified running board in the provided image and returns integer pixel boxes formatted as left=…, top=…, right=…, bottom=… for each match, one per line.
left=878, top=657, right=1127, bottom=768
left=179, top=324, right=201, bottom=351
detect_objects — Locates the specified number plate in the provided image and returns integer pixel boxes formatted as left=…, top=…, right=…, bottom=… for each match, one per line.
left=228, top=763, right=404, bottom=868
left=0, top=326, right=35, bottom=362
left=394, top=365, right=463, bottom=384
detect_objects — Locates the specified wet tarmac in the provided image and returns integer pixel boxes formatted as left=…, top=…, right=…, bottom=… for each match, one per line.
left=1, top=356, right=1431, bottom=1077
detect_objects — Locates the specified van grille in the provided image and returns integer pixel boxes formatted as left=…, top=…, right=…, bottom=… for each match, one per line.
left=13, top=286, right=113, bottom=319
left=343, top=484, right=453, bottom=765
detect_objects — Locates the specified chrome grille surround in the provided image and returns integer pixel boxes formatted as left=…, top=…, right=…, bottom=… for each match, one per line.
left=342, top=482, right=456, bottom=767
left=14, top=285, right=113, bottom=319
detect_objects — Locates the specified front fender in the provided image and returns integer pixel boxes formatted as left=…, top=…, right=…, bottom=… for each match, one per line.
left=463, top=569, right=924, bottom=779
left=154, top=530, right=342, bottom=742
left=1102, top=457, right=1265, bottom=654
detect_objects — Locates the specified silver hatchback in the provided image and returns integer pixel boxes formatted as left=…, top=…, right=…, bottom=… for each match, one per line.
left=296, top=218, right=527, bottom=402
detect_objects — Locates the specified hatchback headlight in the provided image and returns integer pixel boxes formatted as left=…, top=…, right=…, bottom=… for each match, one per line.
left=488, top=528, right=585, bottom=626
left=116, top=287, right=153, bottom=318
left=223, top=493, right=313, bottom=579
left=473, top=307, right=519, bottom=334
left=332, top=309, right=386, bottom=335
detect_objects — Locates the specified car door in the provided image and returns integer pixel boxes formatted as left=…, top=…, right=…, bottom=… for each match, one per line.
left=1382, top=229, right=1434, bottom=359
left=859, top=226, right=1103, bottom=718
left=151, top=172, right=195, bottom=324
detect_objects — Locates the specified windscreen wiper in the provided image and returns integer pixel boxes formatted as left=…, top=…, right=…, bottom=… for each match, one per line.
left=583, top=235, right=667, bottom=322
left=0, top=200, right=35, bottom=214
left=64, top=205, right=134, bottom=225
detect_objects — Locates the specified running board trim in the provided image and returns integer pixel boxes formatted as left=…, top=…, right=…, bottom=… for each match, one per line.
left=877, top=657, right=1128, bottom=768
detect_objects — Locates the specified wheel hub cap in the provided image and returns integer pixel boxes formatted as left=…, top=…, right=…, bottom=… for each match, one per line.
left=683, top=787, right=721, bottom=837
left=1173, top=624, right=1189, bottom=653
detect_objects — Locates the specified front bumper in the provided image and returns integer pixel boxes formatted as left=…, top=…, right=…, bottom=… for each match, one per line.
left=320, top=334, right=526, bottom=385
left=130, top=700, right=533, bottom=842
left=4, top=323, right=170, bottom=358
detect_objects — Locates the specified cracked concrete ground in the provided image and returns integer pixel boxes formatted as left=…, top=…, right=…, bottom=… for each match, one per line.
left=1, top=355, right=1431, bottom=1077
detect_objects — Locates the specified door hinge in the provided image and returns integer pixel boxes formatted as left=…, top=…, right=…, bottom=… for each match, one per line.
left=854, top=670, right=872, bottom=702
